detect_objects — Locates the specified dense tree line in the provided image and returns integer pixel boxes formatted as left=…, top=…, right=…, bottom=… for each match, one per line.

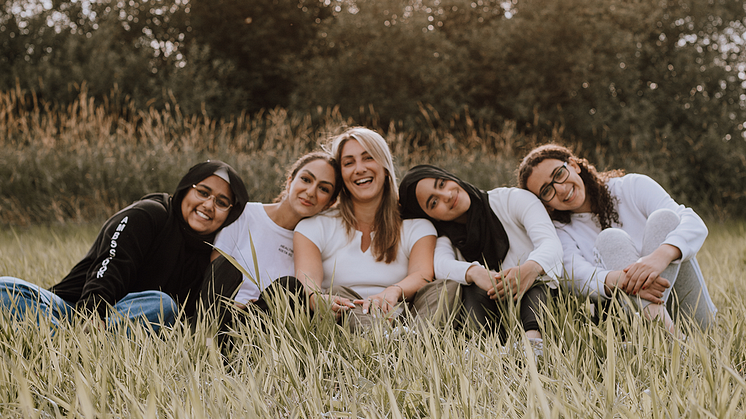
left=1, top=0, right=745, bottom=214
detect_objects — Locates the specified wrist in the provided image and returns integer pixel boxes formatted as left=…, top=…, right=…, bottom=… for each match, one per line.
left=604, top=271, right=621, bottom=296
left=388, top=284, right=404, bottom=301
left=464, top=263, right=483, bottom=284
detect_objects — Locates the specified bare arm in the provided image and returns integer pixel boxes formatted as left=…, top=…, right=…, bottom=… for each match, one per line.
left=293, top=232, right=355, bottom=314
left=358, top=235, right=436, bottom=314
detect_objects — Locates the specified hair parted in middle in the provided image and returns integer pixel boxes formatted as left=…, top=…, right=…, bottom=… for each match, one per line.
left=328, top=126, right=402, bottom=264
left=517, top=143, right=624, bottom=230
left=273, top=150, right=342, bottom=204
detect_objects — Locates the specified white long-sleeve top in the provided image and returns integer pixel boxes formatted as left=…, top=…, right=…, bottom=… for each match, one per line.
left=434, top=187, right=563, bottom=288
left=556, top=174, right=708, bottom=299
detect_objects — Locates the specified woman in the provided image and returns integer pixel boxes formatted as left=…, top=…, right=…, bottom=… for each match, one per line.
left=0, top=160, right=249, bottom=332
left=518, top=144, right=717, bottom=332
left=293, top=127, right=437, bottom=330
left=207, top=151, right=341, bottom=312
left=398, top=165, right=563, bottom=340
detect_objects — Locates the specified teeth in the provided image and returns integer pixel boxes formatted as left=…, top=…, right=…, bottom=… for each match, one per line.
left=565, top=187, right=574, bottom=202
left=196, top=210, right=210, bottom=220
left=354, top=178, right=372, bottom=185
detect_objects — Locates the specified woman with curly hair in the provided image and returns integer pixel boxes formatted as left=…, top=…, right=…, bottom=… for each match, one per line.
left=518, top=144, right=716, bottom=332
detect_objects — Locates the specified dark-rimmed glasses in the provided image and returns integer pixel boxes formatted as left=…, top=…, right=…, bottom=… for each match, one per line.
left=538, top=162, right=570, bottom=202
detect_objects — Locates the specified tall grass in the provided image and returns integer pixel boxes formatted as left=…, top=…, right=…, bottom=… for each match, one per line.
left=0, top=86, right=627, bottom=226
left=0, top=221, right=744, bottom=417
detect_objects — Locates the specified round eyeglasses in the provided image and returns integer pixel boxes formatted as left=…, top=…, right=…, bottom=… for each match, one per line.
left=538, top=162, right=570, bottom=202
left=191, top=185, right=233, bottom=212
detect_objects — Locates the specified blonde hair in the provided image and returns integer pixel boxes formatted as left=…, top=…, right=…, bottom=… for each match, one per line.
left=329, top=127, right=402, bottom=263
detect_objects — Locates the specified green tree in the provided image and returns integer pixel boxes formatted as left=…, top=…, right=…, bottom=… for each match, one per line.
left=178, top=0, right=330, bottom=117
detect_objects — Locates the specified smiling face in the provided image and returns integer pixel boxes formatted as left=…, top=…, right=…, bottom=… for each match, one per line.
left=525, top=158, right=591, bottom=213
left=181, top=175, right=233, bottom=235
left=414, top=177, right=471, bottom=223
left=339, top=139, right=387, bottom=205
left=285, top=159, right=338, bottom=218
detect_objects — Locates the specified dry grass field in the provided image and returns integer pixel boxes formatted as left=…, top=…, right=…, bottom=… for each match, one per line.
left=0, top=220, right=744, bottom=418
left=2, top=89, right=745, bottom=417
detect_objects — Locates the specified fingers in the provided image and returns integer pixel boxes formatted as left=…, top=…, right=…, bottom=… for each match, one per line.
left=654, top=276, right=671, bottom=288
left=637, top=289, right=663, bottom=304
left=357, top=297, right=394, bottom=315
left=322, top=296, right=353, bottom=315
left=493, top=276, right=520, bottom=301
left=635, top=274, right=657, bottom=295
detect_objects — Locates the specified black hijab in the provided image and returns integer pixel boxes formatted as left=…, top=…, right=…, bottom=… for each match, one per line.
left=171, top=160, right=250, bottom=243
left=51, top=160, right=250, bottom=317
left=399, top=164, right=509, bottom=270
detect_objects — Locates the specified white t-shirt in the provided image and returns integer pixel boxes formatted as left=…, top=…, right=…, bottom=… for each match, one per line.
left=295, top=209, right=437, bottom=299
left=213, top=202, right=295, bottom=304
left=555, top=174, right=708, bottom=299
left=433, top=187, right=563, bottom=288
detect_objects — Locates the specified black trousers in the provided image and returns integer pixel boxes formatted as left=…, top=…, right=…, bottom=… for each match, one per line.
left=460, top=282, right=551, bottom=340
left=197, top=256, right=307, bottom=331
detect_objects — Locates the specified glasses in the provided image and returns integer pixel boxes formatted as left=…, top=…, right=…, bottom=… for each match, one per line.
left=191, top=185, right=233, bottom=212
left=538, top=162, right=570, bottom=202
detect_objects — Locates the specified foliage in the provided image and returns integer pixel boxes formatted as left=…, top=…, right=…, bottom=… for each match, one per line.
left=0, top=221, right=745, bottom=417
left=2, top=0, right=744, bottom=216
left=0, top=87, right=532, bottom=225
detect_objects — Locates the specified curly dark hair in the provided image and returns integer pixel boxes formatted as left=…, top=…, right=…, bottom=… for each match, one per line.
left=517, top=144, right=624, bottom=229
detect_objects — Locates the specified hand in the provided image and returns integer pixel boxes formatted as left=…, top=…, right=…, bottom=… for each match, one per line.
left=622, top=246, right=677, bottom=295
left=310, top=293, right=356, bottom=318
left=488, top=261, right=542, bottom=302
left=604, top=270, right=628, bottom=296
left=605, top=270, right=669, bottom=303
left=635, top=275, right=670, bottom=303
left=83, top=317, right=106, bottom=333
left=465, top=265, right=499, bottom=294
left=355, top=286, right=402, bottom=315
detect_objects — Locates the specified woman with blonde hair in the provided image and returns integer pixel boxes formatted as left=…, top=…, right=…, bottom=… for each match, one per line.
left=293, top=127, right=437, bottom=329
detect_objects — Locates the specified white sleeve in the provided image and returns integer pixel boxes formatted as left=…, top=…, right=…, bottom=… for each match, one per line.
left=433, top=236, right=477, bottom=284
left=506, top=189, right=564, bottom=279
left=213, top=208, right=244, bottom=255
left=625, top=174, right=707, bottom=261
left=556, top=226, right=610, bottom=300
left=294, top=216, right=328, bottom=252
left=403, top=219, right=437, bottom=254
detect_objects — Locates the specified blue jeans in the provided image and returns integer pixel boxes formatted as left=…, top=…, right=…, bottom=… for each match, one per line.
left=0, top=276, right=177, bottom=333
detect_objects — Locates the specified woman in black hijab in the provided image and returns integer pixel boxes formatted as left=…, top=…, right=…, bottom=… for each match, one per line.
left=399, top=165, right=562, bottom=341
left=0, top=160, right=248, bottom=332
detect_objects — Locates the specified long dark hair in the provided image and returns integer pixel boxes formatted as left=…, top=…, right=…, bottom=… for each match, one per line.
left=399, top=164, right=509, bottom=270
left=518, top=144, right=623, bottom=229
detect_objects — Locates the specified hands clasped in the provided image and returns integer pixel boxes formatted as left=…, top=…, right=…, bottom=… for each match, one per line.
left=467, top=261, right=542, bottom=302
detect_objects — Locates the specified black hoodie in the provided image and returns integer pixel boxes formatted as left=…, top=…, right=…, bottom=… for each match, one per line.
left=50, top=161, right=249, bottom=319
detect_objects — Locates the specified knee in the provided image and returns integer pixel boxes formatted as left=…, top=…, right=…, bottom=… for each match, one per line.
left=647, top=208, right=680, bottom=230
left=0, top=277, right=35, bottom=305
left=158, top=293, right=178, bottom=324
left=0, top=276, right=30, bottom=292
left=595, top=228, right=631, bottom=248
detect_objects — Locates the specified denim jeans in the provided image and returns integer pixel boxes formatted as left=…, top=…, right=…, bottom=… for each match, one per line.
left=0, top=276, right=177, bottom=333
